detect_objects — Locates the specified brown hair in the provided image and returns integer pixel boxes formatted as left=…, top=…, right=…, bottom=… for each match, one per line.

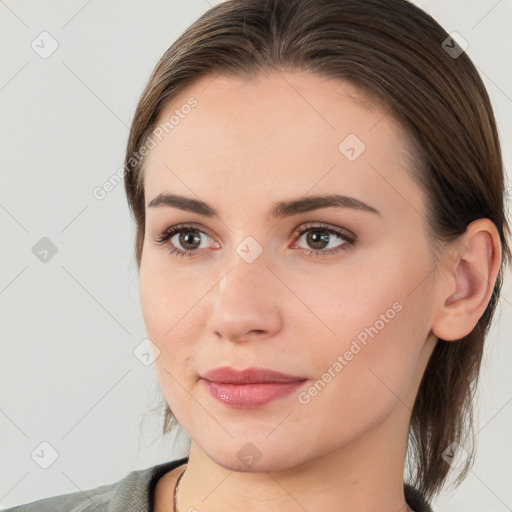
left=124, top=0, right=511, bottom=501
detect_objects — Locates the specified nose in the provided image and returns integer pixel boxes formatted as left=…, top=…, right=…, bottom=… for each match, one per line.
left=207, top=257, right=283, bottom=343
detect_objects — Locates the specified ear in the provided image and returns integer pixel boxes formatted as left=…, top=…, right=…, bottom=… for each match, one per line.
left=431, top=218, right=502, bottom=342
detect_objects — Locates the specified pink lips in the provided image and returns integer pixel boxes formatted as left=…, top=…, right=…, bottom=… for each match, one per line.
left=200, top=366, right=308, bottom=408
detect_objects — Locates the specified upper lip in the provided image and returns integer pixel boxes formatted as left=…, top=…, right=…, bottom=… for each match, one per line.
left=201, top=366, right=307, bottom=384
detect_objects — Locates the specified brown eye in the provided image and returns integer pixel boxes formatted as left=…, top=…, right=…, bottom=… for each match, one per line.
left=292, top=223, right=355, bottom=257
left=154, top=225, right=213, bottom=257
left=177, top=229, right=203, bottom=251
left=303, top=229, right=332, bottom=250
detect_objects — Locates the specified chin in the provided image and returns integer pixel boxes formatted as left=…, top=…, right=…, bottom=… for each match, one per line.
left=204, top=440, right=308, bottom=473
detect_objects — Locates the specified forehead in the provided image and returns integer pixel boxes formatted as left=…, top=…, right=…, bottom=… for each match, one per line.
left=142, top=71, right=422, bottom=219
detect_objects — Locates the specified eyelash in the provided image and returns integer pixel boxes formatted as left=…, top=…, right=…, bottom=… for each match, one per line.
left=154, top=222, right=356, bottom=259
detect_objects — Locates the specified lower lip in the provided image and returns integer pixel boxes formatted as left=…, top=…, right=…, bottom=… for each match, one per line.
left=202, top=379, right=308, bottom=408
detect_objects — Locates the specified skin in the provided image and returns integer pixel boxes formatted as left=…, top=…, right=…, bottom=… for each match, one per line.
left=139, top=71, right=501, bottom=512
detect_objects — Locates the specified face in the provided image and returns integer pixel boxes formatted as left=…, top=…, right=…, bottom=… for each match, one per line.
left=139, top=70, right=440, bottom=472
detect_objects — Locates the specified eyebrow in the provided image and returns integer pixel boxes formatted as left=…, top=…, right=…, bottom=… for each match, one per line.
left=147, top=192, right=381, bottom=219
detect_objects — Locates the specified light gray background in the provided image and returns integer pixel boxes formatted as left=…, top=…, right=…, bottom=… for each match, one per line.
left=1, top=1, right=511, bottom=510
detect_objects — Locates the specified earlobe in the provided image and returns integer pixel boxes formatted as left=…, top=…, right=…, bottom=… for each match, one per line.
left=431, top=219, right=502, bottom=342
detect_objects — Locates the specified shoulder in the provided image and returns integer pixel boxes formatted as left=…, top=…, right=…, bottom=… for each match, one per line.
left=2, top=457, right=188, bottom=512
left=1, top=482, right=113, bottom=512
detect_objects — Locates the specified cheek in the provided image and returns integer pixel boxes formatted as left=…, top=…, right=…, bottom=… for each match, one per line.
left=139, top=265, right=204, bottom=412
left=319, top=238, right=433, bottom=343
left=138, top=258, right=215, bottom=406
left=288, top=258, right=404, bottom=347
left=139, top=252, right=206, bottom=342
left=295, top=247, right=433, bottom=391
left=293, top=296, right=429, bottom=446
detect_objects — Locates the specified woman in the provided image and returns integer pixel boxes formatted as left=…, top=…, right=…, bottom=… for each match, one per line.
left=5, top=0, right=509, bottom=511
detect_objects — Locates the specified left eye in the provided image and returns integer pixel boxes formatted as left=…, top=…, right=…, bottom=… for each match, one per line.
left=154, top=223, right=355, bottom=258
left=292, top=224, right=353, bottom=255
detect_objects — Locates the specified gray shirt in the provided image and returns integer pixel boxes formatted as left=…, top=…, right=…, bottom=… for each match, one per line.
left=2, top=457, right=434, bottom=511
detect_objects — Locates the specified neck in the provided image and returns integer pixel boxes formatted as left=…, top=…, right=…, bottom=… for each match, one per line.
left=175, top=409, right=414, bottom=512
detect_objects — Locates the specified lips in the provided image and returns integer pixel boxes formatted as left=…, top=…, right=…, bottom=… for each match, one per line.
left=200, top=366, right=309, bottom=408
left=201, top=366, right=306, bottom=384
